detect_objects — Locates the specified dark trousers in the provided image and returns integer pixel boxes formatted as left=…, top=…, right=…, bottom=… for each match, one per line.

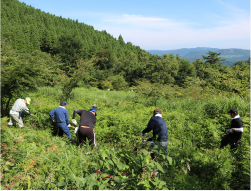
left=78, top=127, right=97, bottom=148
left=220, top=134, right=240, bottom=149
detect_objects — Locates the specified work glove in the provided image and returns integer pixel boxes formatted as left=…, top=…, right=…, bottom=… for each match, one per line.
left=72, top=119, right=77, bottom=125
left=226, top=129, right=233, bottom=134
left=74, top=126, right=79, bottom=134
left=68, top=124, right=71, bottom=128
left=140, top=133, right=145, bottom=139
left=141, top=140, right=147, bottom=147
left=148, top=141, right=155, bottom=147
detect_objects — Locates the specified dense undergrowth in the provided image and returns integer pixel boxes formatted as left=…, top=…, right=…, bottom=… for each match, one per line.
left=1, top=87, right=250, bottom=190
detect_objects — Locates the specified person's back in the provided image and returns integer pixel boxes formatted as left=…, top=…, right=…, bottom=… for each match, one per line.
left=220, top=109, right=243, bottom=149
left=72, top=108, right=97, bottom=148
left=8, top=97, right=32, bottom=128
left=229, top=116, right=243, bottom=141
left=151, top=116, right=168, bottom=142
left=79, top=110, right=96, bottom=128
left=49, top=101, right=71, bottom=139
left=52, top=107, right=68, bottom=123
left=10, top=98, right=29, bottom=114
left=141, top=109, right=169, bottom=162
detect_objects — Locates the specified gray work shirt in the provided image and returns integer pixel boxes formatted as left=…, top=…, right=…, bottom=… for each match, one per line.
left=9, top=99, right=30, bottom=115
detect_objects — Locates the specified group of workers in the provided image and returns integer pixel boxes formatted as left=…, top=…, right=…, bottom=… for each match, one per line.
left=8, top=97, right=244, bottom=153
left=48, top=101, right=98, bottom=148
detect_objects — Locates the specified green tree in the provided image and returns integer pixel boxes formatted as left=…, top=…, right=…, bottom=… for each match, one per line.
left=133, top=81, right=169, bottom=106
left=149, top=53, right=179, bottom=84
left=0, top=39, right=56, bottom=116
left=202, top=51, right=225, bottom=68
left=59, top=58, right=93, bottom=101
left=118, top=34, right=125, bottom=46
left=109, top=75, right=128, bottom=91
left=52, top=34, right=84, bottom=74
left=175, top=59, right=196, bottom=87
left=1, top=38, right=63, bottom=116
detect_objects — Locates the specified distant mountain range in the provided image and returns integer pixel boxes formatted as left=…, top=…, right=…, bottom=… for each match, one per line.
left=146, top=47, right=250, bottom=66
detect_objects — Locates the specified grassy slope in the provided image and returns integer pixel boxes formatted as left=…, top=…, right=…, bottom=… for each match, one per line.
left=1, top=87, right=250, bottom=190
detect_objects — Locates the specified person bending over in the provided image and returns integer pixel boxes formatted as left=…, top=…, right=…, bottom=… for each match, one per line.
left=220, top=109, right=243, bottom=149
left=49, top=101, right=71, bottom=139
left=8, top=97, right=34, bottom=128
left=72, top=107, right=97, bottom=148
left=141, top=109, right=169, bottom=160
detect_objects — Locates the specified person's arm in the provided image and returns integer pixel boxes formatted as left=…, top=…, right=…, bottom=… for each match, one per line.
left=20, top=100, right=31, bottom=114
left=49, top=109, right=55, bottom=121
left=142, top=117, right=155, bottom=134
left=230, top=119, right=243, bottom=132
left=232, top=127, right=243, bottom=132
left=72, top=109, right=82, bottom=119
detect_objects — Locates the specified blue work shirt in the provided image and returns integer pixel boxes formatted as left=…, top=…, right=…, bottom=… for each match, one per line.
left=49, top=106, right=69, bottom=125
left=142, top=115, right=168, bottom=142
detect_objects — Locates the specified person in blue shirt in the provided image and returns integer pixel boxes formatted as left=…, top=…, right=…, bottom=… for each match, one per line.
left=49, top=101, right=71, bottom=139
left=141, top=109, right=169, bottom=160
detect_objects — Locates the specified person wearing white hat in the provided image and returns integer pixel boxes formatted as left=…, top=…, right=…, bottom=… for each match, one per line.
left=8, top=97, right=34, bottom=128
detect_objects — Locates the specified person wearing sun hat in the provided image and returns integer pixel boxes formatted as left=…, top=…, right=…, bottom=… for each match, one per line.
left=8, top=97, right=34, bottom=128
left=49, top=101, right=72, bottom=139
left=72, top=107, right=97, bottom=148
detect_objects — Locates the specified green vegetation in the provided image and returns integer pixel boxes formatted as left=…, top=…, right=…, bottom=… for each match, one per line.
left=1, top=0, right=250, bottom=190
left=1, top=87, right=250, bottom=190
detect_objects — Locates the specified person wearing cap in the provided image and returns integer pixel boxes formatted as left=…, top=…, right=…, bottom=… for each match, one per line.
left=92, top=104, right=97, bottom=116
left=141, top=109, right=169, bottom=160
left=72, top=107, right=97, bottom=148
left=49, top=101, right=71, bottom=139
left=8, top=97, right=34, bottom=128
left=220, top=109, right=243, bottom=149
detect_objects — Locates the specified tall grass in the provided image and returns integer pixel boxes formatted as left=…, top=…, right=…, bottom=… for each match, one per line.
left=1, top=87, right=250, bottom=190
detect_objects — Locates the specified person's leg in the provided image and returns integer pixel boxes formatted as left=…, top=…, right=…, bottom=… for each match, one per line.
left=17, top=117, right=24, bottom=128
left=91, top=129, right=97, bottom=148
left=160, top=140, right=169, bottom=155
left=86, top=128, right=97, bottom=148
left=60, top=124, right=71, bottom=138
left=8, top=114, right=24, bottom=128
left=8, top=114, right=14, bottom=126
left=220, top=134, right=231, bottom=149
left=57, top=123, right=71, bottom=138
left=230, top=139, right=240, bottom=149
left=78, top=127, right=88, bottom=147
left=58, top=127, right=64, bottom=137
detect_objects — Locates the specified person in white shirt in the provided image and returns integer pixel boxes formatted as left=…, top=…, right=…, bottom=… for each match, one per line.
left=8, top=97, right=34, bottom=128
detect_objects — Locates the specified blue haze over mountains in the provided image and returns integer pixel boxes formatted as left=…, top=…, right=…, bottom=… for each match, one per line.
left=146, top=47, right=250, bottom=66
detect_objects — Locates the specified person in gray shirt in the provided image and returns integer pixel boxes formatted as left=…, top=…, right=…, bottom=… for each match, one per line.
left=8, top=97, right=34, bottom=128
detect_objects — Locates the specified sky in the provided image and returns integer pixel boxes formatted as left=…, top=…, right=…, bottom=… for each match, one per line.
left=19, top=0, right=250, bottom=50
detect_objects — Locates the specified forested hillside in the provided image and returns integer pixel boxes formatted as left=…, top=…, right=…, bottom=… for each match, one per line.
left=1, top=0, right=250, bottom=113
left=1, top=0, right=250, bottom=97
left=147, top=47, right=250, bottom=66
